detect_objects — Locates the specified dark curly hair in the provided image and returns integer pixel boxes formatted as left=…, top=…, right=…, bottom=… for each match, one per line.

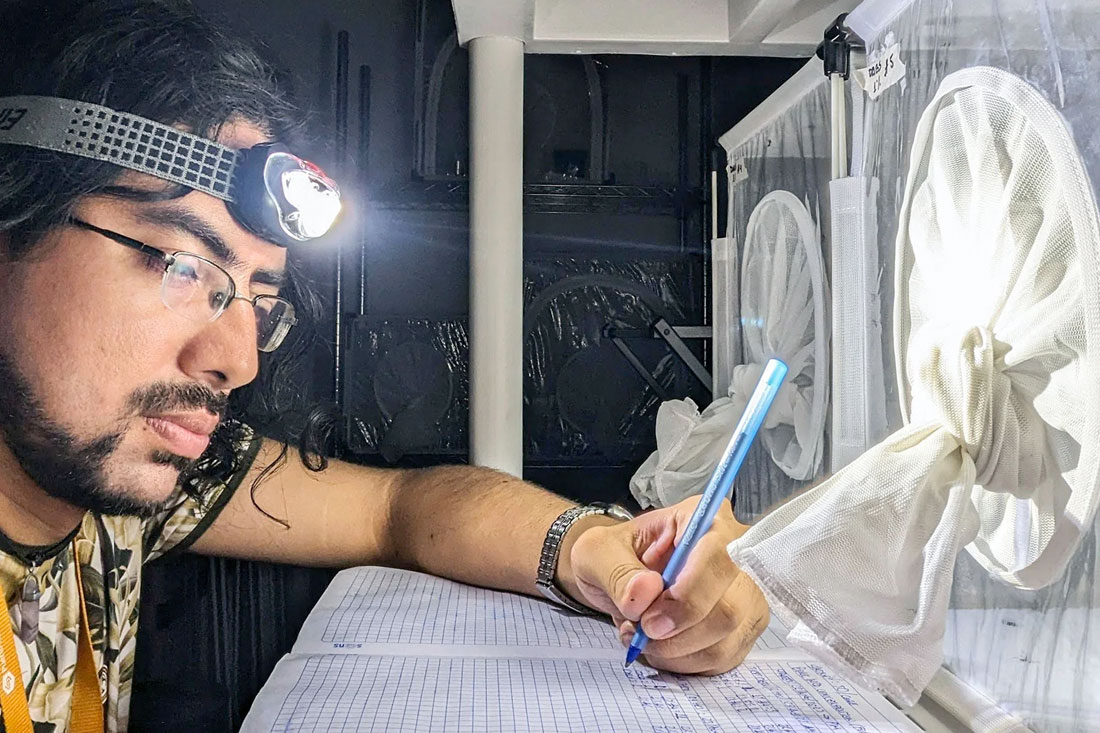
left=0, top=0, right=334, bottom=524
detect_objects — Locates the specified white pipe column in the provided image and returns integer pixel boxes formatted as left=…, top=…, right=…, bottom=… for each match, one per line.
left=468, top=36, right=524, bottom=476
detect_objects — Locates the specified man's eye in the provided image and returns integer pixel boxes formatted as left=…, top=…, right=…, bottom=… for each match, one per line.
left=174, top=262, right=201, bottom=282
left=141, top=252, right=166, bottom=272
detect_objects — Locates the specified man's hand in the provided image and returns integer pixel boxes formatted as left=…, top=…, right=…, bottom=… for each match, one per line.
left=565, top=496, right=768, bottom=675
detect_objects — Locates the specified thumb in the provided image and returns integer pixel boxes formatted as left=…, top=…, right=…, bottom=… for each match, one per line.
left=617, top=567, right=665, bottom=621
left=589, top=531, right=665, bottom=621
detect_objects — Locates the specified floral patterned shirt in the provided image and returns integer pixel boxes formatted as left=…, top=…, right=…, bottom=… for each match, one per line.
left=0, top=430, right=260, bottom=733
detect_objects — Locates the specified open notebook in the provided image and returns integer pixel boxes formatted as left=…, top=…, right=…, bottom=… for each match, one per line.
left=241, top=567, right=919, bottom=732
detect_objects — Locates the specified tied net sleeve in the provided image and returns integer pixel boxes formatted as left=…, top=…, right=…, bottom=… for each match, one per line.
left=730, top=67, right=1100, bottom=706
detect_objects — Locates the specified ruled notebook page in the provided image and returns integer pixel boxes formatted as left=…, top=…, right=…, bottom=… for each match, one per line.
left=241, top=567, right=920, bottom=732
left=292, top=565, right=619, bottom=656
left=291, top=566, right=792, bottom=658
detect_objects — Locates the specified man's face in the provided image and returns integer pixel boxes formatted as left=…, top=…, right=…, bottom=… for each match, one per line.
left=0, top=123, right=290, bottom=517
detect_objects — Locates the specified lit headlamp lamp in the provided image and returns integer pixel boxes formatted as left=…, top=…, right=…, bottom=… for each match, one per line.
left=0, top=96, right=341, bottom=247
left=231, top=142, right=341, bottom=245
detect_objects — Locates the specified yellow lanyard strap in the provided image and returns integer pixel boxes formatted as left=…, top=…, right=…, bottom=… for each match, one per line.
left=0, top=578, right=33, bottom=733
left=0, top=539, right=103, bottom=733
left=70, top=538, right=105, bottom=733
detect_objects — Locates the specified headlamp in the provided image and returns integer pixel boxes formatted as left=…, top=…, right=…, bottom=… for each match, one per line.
left=0, top=96, right=342, bottom=247
left=232, top=142, right=342, bottom=246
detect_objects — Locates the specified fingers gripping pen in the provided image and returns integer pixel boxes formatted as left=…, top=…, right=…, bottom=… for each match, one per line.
left=625, top=358, right=788, bottom=666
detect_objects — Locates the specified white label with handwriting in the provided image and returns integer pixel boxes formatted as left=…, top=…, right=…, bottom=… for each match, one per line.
left=728, top=158, right=749, bottom=185
left=856, top=43, right=906, bottom=100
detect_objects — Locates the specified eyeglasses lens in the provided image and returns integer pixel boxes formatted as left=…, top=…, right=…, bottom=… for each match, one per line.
left=255, top=296, right=296, bottom=353
left=161, top=254, right=295, bottom=352
left=162, top=253, right=233, bottom=322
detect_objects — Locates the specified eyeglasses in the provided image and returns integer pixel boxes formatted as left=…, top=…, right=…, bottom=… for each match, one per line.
left=70, top=218, right=297, bottom=353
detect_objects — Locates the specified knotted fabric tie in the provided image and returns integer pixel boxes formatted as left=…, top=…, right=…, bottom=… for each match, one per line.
left=727, top=323, right=1047, bottom=705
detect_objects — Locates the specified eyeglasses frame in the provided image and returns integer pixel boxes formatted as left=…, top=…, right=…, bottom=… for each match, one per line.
left=68, top=217, right=297, bottom=352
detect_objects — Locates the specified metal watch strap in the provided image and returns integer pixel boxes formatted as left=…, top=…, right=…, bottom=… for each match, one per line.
left=535, top=503, right=633, bottom=614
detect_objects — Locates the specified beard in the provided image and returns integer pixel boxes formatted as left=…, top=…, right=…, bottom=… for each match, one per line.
left=0, top=348, right=227, bottom=518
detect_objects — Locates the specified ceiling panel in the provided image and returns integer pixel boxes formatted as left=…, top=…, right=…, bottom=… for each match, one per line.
left=451, top=0, right=859, bottom=56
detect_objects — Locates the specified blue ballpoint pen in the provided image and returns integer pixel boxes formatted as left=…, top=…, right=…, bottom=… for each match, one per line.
left=625, top=358, right=789, bottom=666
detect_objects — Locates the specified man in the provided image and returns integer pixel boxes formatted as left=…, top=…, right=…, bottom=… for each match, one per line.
left=0, top=1, right=767, bottom=730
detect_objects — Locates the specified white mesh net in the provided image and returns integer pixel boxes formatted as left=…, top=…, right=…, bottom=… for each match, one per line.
left=630, top=191, right=828, bottom=508
left=728, top=66, right=1100, bottom=706
left=741, top=191, right=828, bottom=480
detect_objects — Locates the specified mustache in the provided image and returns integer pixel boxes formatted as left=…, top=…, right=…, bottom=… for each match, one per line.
left=127, top=382, right=228, bottom=420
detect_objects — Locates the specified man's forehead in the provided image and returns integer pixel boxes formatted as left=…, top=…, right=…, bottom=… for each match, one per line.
left=106, top=168, right=289, bottom=276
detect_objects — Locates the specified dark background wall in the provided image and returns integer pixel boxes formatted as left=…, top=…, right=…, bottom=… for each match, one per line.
left=130, top=1, right=806, bottom=730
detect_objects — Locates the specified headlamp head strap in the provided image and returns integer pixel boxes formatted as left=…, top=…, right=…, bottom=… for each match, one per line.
left=0, top=96, right=341, bottom=247
left=0, top=96, right=239, bottom=201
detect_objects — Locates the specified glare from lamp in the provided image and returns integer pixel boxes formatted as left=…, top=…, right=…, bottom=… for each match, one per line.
left=282, top=168, right=343, bottom=239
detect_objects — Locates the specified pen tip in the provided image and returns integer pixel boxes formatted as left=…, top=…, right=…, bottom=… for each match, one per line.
left=625, top=646, right=641, bottom=666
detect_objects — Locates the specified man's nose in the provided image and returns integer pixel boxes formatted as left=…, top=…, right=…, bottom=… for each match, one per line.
left=178, top=298, right=260, bottom=391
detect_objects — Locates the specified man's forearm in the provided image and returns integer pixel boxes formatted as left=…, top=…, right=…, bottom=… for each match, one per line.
left=384, top=465, right=618, bottom=598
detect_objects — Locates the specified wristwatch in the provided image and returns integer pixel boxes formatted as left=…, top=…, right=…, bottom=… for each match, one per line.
left=535, top=502, right=634, bottom=614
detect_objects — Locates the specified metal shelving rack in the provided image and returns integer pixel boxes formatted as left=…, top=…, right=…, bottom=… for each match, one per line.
left=367, top=179, right=704, bottom=216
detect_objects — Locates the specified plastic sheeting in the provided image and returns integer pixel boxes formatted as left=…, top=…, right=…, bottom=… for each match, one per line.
left=719, top=72, right=832, bottom=519
left=345, top=317, right=470, bottom=460
left=525, top=258, right=703, bottom=462
left=844, top=1, right=1100, bottom=728
left=342, top=258, right=703, bottom=465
